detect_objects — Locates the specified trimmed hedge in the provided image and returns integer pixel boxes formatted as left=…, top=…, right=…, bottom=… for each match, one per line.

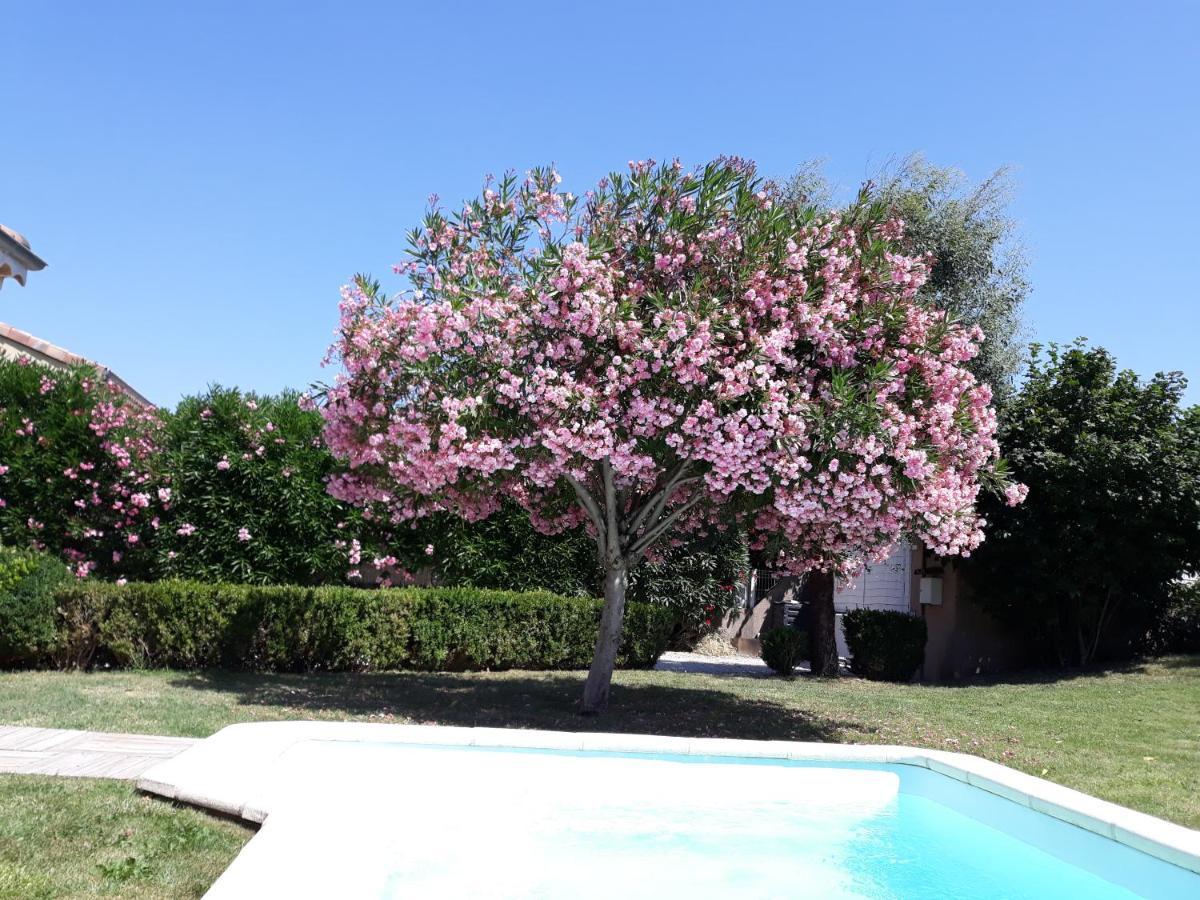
left=842, top=608, right=927, bottom=682
left=760, top=627, right=808, bottom=677
left=0, top=546, right=73, bottom=667
left=50, top=581, right=676, bottom=673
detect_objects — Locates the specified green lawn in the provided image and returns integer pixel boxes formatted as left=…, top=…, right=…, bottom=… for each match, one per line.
left=1, top=657, right=1197, bottom=898
left=0, top=776, right=250, bottom=900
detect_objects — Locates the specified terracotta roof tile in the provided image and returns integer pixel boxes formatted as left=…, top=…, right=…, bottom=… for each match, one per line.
left=0, top=321, right=152, bottom=408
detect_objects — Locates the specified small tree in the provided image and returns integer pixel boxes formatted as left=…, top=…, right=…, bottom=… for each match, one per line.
left=322, top=159, right=1018, bottom=713
left=968, top=342, right=1200, bottom=666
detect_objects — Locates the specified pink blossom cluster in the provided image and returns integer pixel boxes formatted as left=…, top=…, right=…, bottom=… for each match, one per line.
left=1, top=373, right=169, bottom=578
left=322, top=159, right=1023, bottom=575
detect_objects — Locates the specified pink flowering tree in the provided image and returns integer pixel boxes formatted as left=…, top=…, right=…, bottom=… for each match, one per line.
left=322, top=159, right=1023, bottom=713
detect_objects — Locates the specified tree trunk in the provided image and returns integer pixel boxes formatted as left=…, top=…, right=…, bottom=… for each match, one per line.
left=805, top=570, right=839, bottom=677
left=582, top=560, right=628, bottom=715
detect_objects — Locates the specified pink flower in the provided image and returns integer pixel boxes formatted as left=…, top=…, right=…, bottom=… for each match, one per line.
left=176, top=523, right=197, bottom=536
left=424, top=544, right=435, bottom=556
left=1004, top=483, right=1029, bottom=506
left=320, top=158, right=1012, bottom=590
left=217, top=457, right=231, bottom=471
left=237, top=527, right=251, bottom=542
left=116, top=577, right=128, bottom=586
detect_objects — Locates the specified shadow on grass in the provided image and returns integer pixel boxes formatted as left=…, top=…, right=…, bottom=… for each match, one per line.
left=166, top=669, right=865, bottom=743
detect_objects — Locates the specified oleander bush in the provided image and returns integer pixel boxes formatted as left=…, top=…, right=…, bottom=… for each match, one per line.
left=0, top=358, right=166, bottom=580
left=842, top=608, right=927, bottom=682
left=759, top=627, right=808, bottom=676
left=49, top=580, right=676, bottom=672
left=153, top=386, right=365, bottom=585
left=0, top=546, right=73, bottom=667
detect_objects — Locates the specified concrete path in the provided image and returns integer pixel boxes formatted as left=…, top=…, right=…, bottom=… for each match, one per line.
left=0, top=725, right=197, bottom=780
left=654, top=650, right=801, bottom=677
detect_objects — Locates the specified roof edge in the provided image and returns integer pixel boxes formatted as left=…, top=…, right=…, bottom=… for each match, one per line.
left=0, top=321, right=152, bottom=408
left=0, top=230, right=48, bottom=271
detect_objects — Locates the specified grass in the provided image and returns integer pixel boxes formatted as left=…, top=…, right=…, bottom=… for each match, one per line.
left=0, top=776, right=251, bottom=900
left=2, top=657, right=1196, bottom=897
left=1, top=654, right=1197, bottom=831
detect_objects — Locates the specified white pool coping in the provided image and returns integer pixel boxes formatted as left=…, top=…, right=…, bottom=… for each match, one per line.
left=137, top=721, right=1200, bottom=878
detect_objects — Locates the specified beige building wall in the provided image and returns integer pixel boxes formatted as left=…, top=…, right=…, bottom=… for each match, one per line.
left=910, top=549, right=1028, bottom=681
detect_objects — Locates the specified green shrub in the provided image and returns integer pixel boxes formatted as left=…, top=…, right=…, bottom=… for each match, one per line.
left=966, top=343, right=1200, bottom=667
left=0, top=546, right=72, bottom=667
left=760, top=627, right=807, bottom=676
left=50, top=581, right=676, bottom=672
left=842, top=608, right=927, bottom=682
left=155, top=387, right=361, bottom=585
left=1153, top=581, right=1200, bottom=653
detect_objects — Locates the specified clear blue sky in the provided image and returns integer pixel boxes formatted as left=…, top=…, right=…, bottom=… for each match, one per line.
left=4, top=1, right=1197, bottom=406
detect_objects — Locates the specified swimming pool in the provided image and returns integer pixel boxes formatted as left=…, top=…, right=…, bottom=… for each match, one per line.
left=137, top=723, right=1200, bottom=898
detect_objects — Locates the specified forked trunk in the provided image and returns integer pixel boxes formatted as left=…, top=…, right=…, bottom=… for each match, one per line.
left=805, top=570, right=839, bottom=677
left=581, top=561, right=628, bottom=715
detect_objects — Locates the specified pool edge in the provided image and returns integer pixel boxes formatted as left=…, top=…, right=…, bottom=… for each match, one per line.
left=136, top=720, right=1200, bottom=876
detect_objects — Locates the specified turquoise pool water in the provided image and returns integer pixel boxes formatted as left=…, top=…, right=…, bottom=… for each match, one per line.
left=251, top=742, right=1200, bottom=899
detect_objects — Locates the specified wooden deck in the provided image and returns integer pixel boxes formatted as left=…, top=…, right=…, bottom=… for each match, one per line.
left=0, top=726, right=197, bottom=780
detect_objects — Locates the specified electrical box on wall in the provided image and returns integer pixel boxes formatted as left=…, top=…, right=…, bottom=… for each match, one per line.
left=919, top=576, right=943, bottom=606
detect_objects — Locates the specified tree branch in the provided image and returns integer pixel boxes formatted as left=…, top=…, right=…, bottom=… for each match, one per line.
left=624, top=461, right=695, bottom=538
left=565, top=472, right=607, bottom=562
left=601, top=457, right=621, bottom=564
left=628, top=490, right=705, bottom=561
